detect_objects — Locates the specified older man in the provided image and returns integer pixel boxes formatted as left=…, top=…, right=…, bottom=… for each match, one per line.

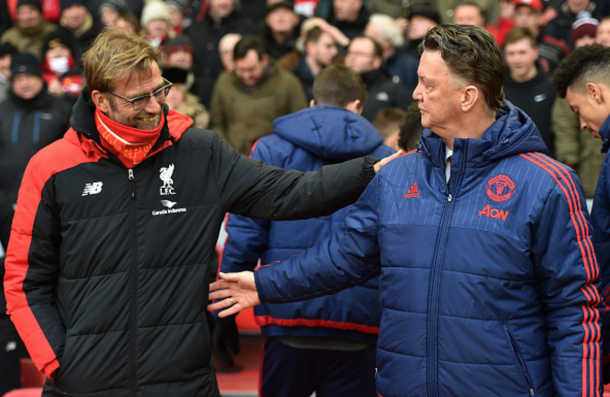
left=3, top=27, right=391, bottom=397
left=211, top=24, right=601, bottom=396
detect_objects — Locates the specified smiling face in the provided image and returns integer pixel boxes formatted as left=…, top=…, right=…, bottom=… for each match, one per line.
left=412, top=50, right=465, bottom=137
left=96, top=62, right=166, bottom=130
left=504, top=37, right=538, bottom=81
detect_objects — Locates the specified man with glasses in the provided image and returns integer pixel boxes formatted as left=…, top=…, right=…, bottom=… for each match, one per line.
left=3, top=27, right=392, bottom=397
left=345, top=36, right=412, bottom=121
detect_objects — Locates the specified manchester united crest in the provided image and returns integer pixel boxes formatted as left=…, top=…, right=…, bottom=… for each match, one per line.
left=485, top=174, right=516, bottom=203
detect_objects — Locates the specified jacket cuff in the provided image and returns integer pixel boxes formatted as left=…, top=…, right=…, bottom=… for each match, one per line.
left=43, top=358, right=60, bottom=379
left=362, top=155, right=379, bottom=183
left=254, top=271, right=268, bottom=304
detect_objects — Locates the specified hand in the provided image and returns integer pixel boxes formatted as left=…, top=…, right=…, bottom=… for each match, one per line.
left=208, top=272, right=261, bottom=317
left=213, top=318, right=240, bottom=369
left=47, top=79, right=64, bottom=97
left=374, top=150, right=404, bottom=173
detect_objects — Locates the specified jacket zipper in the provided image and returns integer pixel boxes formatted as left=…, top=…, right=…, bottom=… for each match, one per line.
left=128, top=168, right=138, bottom=396
left=504, top=325, right=535, bottom=396
left=426, top=183, right=454, bottom=397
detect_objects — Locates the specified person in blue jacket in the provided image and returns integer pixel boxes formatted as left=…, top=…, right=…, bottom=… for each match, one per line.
left=216, top=63, right=394, bottom=397
left=551, top=43, right=610, bottom=381
left=210, top=24, right=603, bottom=397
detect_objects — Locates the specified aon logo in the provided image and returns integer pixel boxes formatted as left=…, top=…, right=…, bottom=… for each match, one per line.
left=478, top=204, right=509, bottom=221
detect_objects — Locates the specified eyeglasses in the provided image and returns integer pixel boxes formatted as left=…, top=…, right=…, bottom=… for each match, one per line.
left=111, top=77, right=173, bottom=111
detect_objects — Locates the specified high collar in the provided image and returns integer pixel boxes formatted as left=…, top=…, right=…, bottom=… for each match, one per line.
left=600, top=114, right=610, bottom=153
left=419, top=100, right=548, bottom=169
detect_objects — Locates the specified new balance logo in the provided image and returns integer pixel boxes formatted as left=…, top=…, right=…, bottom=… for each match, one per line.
left=404, top=183, right=420, bottom=198
left=82, top=182, right=103, bottom=196
left=478, top=204, right=509, bottom=221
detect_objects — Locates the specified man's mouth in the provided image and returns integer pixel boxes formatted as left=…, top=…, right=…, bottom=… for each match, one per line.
left=139, top=116, right=158, bottom=122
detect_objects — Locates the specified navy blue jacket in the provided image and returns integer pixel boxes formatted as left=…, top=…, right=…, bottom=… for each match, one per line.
left=221, top=104, right=393, bottom=344
left=255, top=102, right=602, bottom=396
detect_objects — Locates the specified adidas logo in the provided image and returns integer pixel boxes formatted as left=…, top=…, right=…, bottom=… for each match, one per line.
left=404, top=183, right=420, bottom=198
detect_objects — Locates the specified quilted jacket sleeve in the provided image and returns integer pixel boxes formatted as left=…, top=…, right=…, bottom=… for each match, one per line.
left=531, top=169, right=602, bottom=396
left=212, top=133, right=377, bottom=221
left=254, top=175, right=382, bottom=304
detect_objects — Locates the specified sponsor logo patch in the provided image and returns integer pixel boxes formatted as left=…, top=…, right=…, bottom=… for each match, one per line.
left=485, top=174, right=516, bottom=203
left=404, top=183, right=420, bottom=198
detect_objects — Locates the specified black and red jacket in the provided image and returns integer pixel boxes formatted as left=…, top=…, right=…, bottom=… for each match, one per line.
left=3, top=89, right=376, bottom=396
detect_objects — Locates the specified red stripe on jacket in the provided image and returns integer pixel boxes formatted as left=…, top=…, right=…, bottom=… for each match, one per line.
left=255, top=315, right=380, bottom=334
left=4, top=129, right=105, bottom=378
left=520, top=152, right=600, bottom=397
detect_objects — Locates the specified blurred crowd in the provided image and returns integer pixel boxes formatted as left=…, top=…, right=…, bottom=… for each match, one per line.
left=1, top=0, right=610, bottom=393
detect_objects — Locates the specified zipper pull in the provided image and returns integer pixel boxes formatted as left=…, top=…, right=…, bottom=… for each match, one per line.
left=448, top=194, right=453, bottom=202
left=529, top=389, right=534, bottom=396
left=128, top=169, right=135, bottom=199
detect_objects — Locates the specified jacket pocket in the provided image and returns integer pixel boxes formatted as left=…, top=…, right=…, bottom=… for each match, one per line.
left=504, top=324, right=535, bottom=396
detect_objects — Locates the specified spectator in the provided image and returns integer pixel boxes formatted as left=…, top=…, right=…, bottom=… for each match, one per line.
left=58, top=0, right=103, bottom=61
left=0, top=0, right=12, bottom=38
left=513, top=0, right=570, bottom=73
left=277, top=16, right=349, bottom=70
left=543, top=0, right=601, bottom=50
left=439, top=0, right=499, bottom=25
left=141, top=0, right=175, bottom=49
left=209, top=35, right=307, bottom=154
left=185, top=0, right=257, bottom=80
left=372, top=107, right=406, bottom=150
left=319, top=0, right=370, bottom=41
left=404, top=2, right=441, bottom=59
left=454, top=1, right=486, bottom=26
left=162, top=34, right=216, bottom=109
left=163, top=67, right=210, bottom=129
left=97, top=0, right=127, bottom=27
left=596, top=16, right=610, bottom=46
left=571, top=14, right=598, bottom=47
left=166, top=0, right=190, bottom=35
left=3, top=28, right=382, bottom=397
left=0, top=43, right=17, bottom=103
left=40, top=28, right=85, bottom=102
left=219, top=63, right=393, bottom=397
left=0, top=52, right=71, bottom=255
left=367, top=0, right=405, bottom=19
left=485, top=0, right=516, bottom=46
left=292, top=25, right=338, bottom=101
left=219, top=32, right=242, bottom=71
left=345, top=36, right=412, bottom=122
left=364, top=13, right=418, bottom=89
left=0, top=0, right=57, bottom=59
left=114, top=12, right=140, bottom=34
left=397, top=101, right=424, bottom=151
left=210, top=24, right=600, bottom=397
left=264, top=1, right=302, bottom=60
left=551, top=44, right=610, bottom=345
left=503, top=27, right=556, bottom=157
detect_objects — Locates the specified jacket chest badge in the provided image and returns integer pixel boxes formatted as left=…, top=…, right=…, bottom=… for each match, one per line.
left=485, top=174, right=516, bottom=203
left=478, top=174, right=516, bottom=222
left=159, top=164, right=176, bottom=195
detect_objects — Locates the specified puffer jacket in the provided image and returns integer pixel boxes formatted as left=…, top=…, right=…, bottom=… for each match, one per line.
left=221, top=104, right=394, bottom=344
left=3, top=89, right=378, bottom=397
left=255, top=101, right=602, bottom=396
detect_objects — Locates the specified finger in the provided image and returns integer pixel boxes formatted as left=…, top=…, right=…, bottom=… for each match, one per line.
left=217, top=303, right=246, bottom=318
left=207, top=297, right=234, bottom=312
left=208, top=289, right=232, bottom=301
left=217, top=272, right=238, bottom=281
left=209, top=279, right=229, bottom=291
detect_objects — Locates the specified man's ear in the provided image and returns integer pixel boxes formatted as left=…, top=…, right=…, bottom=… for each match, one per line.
left=461, top=85, right=479, bottom=112
left=91, top=90, right=111, bottom=113
left=586, top=82, right=603, bottom=104
left=373, top=56, right=383, bottom=70
left=345, top=99, right=362, bottom=114
left=309, top=99, right=316, bottom=108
